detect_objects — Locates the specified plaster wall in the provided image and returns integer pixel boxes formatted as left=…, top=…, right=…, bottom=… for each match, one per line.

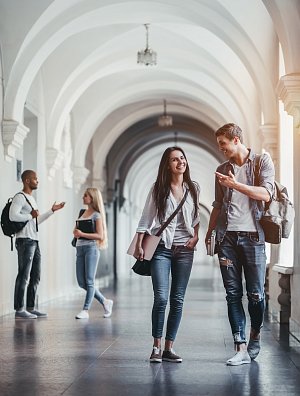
left=0, top=72, right=79, bottom=317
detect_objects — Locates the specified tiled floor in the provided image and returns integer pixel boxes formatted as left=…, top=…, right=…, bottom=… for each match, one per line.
left=1, top=262, right=300, bottom=396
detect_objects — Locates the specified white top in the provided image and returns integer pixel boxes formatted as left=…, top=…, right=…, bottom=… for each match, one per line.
left=136, top=183, right=200, bottom=249
left=173, top=207, right=191, bottom=245
left=227, top=163, right=256, bottom=232
left=9, top=192, right=53, bottom=241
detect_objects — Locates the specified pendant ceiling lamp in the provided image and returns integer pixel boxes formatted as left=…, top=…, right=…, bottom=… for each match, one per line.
left=137, top=24, right=157, bottom=66
left=158, top=100, right=173, bottom=127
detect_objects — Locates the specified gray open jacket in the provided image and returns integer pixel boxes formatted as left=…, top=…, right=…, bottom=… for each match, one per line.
left=212, top=150, right=275, bottom=244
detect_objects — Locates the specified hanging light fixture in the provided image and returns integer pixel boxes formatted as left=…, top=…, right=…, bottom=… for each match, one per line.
left=158, top=99, right=173, bottom=127
left=137, top=24, right=157, bottom=66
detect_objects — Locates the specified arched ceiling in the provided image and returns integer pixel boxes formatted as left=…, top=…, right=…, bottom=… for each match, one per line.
left=104, top=116, right=222, bottom=199
left=1, top=0, right=299, bottom=200
left=123, top=140, right=219, bottom=217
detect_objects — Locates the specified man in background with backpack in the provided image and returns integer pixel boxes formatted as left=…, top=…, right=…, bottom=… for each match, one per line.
left=205, top=123, right=275, bottom=366
left=9, top=169, right=65, bottom=319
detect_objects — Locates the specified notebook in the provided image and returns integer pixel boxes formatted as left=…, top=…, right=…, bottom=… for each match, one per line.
left=76, top=219, right=95, bottom=234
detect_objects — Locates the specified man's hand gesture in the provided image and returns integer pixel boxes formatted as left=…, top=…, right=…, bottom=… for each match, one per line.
left=51, top=201, right=66, bottom=212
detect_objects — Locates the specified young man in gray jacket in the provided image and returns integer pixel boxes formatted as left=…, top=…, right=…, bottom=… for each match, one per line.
left=205, top=123, right=275, bottom=365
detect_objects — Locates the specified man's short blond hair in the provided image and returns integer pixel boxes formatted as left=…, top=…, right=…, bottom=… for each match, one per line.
left=215, top=123, right=243, bottom=143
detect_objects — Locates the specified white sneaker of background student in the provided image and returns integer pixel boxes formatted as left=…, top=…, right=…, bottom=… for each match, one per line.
left=103, top=299, right=113, bottom=318
left=76, top=310, right=89, bottom=319
left=226, top=350, right=251, bottom=366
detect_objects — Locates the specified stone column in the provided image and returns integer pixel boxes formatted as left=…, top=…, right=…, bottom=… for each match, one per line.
left=273, top=265, right=293, bottom=324
left=73, top=166, right=90, bottom=193
left=259, top=124, right=278, bottom=168
left=277, top=73, right=300, bottom=337
left=2, top=120, right=29, bottom=162
left=46, top=147, right=64, bottom=180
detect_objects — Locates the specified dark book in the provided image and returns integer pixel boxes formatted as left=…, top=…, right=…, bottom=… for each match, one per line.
left=76, top=219, right=95, bottom=234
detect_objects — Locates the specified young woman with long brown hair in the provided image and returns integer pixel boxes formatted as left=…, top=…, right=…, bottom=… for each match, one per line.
left=134, top=147, right=200, bottom=362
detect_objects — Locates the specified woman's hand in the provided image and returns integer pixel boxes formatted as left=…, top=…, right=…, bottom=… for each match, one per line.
left=134, top=233, right=145, bottom=260
left=185, top=236, right=199, bottom=250
left=134, top=246, right=144, bottom=261
left=73, top=229, right=83, bottom=238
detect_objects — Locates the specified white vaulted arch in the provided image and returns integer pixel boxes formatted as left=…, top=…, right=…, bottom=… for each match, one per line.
left=4, top=0, right=276, bottom=153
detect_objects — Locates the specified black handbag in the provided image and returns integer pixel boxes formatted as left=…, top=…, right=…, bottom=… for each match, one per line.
left=132, top=259, right=152, bottom=276
left=131, top=190, right=188, bottom=276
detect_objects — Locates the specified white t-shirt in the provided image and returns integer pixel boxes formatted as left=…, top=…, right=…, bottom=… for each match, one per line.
left=227, top=164, right=256, bottom=232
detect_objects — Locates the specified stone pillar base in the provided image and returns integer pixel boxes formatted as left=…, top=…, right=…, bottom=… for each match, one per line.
left=273, top=265, right=293, bottom=324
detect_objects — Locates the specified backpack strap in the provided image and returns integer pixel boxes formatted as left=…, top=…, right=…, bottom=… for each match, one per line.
left=16, top=192, right=38, bottom=232
left=16, top=192, right=34, bottom=209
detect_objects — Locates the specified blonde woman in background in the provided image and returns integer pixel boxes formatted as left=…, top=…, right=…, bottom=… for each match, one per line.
left=73, top=188, right=113, bottom=319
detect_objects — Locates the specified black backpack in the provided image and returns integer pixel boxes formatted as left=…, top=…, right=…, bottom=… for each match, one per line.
left=255, top=154, right=295, bottom=244
left=1, top=193, right=34, bottom=250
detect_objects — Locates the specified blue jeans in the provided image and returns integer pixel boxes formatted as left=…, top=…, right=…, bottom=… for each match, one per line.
left=14, top=238, right=41, bottom=310
left=76, top=244, right=105, bottom=310
left=151, top=243, right=194, bottom=341
left=218, top=231, right=266, bottom=344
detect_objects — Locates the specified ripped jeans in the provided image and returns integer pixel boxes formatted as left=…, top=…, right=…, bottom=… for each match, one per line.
left=218, top=231, right=266, bottom=344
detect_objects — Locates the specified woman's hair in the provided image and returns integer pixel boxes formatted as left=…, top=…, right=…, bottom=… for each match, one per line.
left=153, top=146, right=199, bottom=222
left=85, top=187, right=108, bottom=250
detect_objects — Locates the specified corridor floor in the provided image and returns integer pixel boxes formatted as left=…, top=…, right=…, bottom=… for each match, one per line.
left=1, top=262, right=300, bottom=396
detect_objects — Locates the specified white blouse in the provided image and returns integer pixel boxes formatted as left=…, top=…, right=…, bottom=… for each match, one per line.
left=136, top=183, right=200, bottom=249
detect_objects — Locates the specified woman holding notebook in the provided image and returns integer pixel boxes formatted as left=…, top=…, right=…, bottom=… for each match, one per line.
left=73, top=188, right=113, bottom=319
left=134, top=147, right=200, bottom=363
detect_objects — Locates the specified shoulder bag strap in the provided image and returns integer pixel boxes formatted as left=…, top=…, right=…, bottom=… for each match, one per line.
left=79, top=209, right=85, bottom=217
left=155, top=189, right=189, bottom=237
left=75, top=209, right=86, bottom=229
left=254, top=154, right=262, bottom=186
left=17, top=192, right=38, bottom=232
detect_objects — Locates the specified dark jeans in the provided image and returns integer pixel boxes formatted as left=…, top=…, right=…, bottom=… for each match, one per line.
left=14, top=238, right=41, bottom=310
left=218, top=231, right=266, bottom=344
left=151, top=243, right=194, bottom=341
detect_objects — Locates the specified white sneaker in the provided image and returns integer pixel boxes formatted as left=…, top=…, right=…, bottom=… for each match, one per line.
left=103, top=299, right=113, bottom=318
left=75, top=310, right=89, bottom=319
left=226, top=350, right=251, bottom=366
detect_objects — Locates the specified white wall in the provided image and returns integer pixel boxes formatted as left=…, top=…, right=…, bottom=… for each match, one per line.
left=0, top=72, right=79, bottom=317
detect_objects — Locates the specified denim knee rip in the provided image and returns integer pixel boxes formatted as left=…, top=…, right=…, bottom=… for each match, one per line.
left=219, top=257, right=233, bottom=269
left=247, top=292, right=263, bottom=303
